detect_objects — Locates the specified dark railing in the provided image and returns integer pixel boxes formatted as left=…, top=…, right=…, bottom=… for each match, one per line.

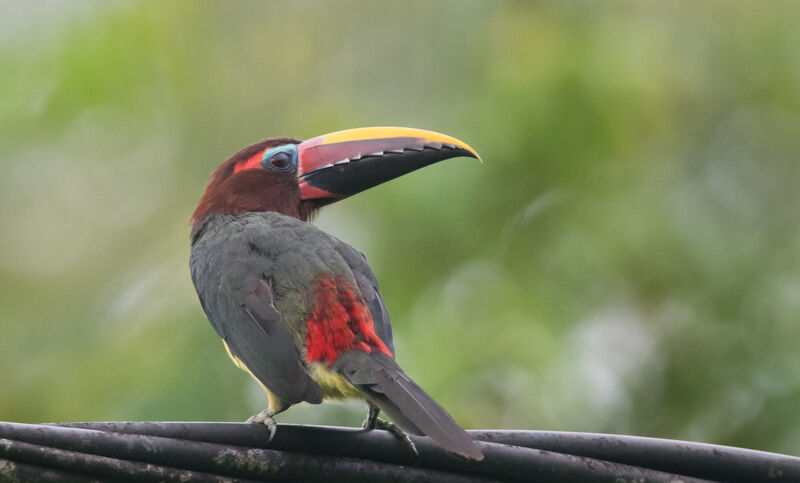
left=0, top=421, right=798, bottom=481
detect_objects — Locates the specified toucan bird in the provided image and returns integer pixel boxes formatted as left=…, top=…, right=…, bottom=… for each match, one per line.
left=189, top=127, right=483, bottom=460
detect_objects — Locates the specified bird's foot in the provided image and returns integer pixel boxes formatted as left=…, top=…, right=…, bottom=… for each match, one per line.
left=364, top=415, right=419, bottom=459
left=247, top=409, right=277, bottom=441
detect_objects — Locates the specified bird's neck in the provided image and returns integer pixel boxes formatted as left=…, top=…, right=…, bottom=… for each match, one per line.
left=191, top=171, right=318, bottom=230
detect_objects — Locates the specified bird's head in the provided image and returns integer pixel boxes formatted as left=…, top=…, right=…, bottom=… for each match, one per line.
left=191, top=127, right=480, bottom=227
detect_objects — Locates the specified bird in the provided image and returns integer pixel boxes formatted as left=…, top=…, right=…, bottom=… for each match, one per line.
left=189, top=126, right=483, bottom=461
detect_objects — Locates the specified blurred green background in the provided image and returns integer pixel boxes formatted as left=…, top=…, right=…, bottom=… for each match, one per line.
left=1, top=1, right=799, bottom=456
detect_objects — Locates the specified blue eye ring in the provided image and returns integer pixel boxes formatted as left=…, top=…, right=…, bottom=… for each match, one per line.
left=261, top=144, right=298, bottom=173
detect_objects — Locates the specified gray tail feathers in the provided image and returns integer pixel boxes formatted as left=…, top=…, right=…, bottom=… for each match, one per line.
left=334, top=351, right=483, bottom=461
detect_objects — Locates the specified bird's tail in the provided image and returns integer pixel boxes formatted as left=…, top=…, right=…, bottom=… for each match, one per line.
left=334, top=351, right=483, bottom=461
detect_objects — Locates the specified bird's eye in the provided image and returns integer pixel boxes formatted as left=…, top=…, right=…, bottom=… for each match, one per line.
left=269, top=152, right=292, bottom=171
left=261, top=144, right=298, bottom=173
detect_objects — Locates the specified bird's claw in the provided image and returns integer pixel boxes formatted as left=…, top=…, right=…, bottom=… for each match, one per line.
left=366, top=416, right=419, bottom=459
left=247, top=409, right=277, bottom=441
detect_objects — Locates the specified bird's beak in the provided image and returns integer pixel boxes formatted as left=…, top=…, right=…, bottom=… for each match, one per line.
left=296, top=127, right=480, bottom=202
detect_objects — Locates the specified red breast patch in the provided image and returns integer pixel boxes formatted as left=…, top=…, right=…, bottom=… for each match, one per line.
left=305, top=274, right=393, bottom=365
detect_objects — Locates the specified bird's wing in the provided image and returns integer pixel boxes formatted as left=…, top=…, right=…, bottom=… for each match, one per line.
left=190, top=219, right=322, bottom=406
left=222, top=272, right=322, bottom=405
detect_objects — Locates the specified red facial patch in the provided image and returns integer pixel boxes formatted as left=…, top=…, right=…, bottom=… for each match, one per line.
left=306, top=274, right=393, bottom=365
left=233, top=152, right=263, bottom=174
left=298, top=178, right=339, bottom=200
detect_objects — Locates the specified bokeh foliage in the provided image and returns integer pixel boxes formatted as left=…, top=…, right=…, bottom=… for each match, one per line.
left=1, top=1, right=799, bottom=455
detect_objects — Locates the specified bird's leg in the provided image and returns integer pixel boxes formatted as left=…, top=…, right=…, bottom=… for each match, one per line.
left=362, top=400, right=381, bottom=430
left=362, top=401, right=419, bottom=459
left=247, top=392, right=288, bottom=442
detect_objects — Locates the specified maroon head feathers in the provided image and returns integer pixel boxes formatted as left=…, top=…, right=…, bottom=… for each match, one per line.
left=191, top=138, right=319, bottom=227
